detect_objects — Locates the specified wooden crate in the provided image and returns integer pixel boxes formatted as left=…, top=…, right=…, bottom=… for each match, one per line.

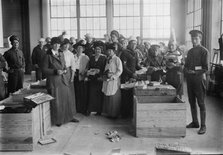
left=134, top=84, right=176, bottom=96
left=133, top=96, right=186, bottom=138
left=0, top=101, right=51, bottom=151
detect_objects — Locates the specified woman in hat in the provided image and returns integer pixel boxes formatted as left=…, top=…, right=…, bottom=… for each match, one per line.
left=73, top=41, right=89, bottom=115
left=60, top=38, right=79, bottom=122
left=145, top=45, right=166, bottom=81
left=102, top=43, right=123, bottom=118
left=110, top=30, right=122, bottom=57
left=42, top=37, right=76, bottom=126
left=165, top=39, right=183, bottom=99
left=87, top=41, right=107, bottom=116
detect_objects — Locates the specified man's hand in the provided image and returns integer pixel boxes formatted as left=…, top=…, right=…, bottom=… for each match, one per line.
left=187, top=70, right=196, bottom=74
left=34, top=64, right=39, bottom=68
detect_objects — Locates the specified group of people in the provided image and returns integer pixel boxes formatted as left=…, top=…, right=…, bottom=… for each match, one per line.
left=0, top=28, right=208, bottom=134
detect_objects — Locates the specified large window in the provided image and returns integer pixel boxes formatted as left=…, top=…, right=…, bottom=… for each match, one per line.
left=80, top=0, right=106, bottom=38
left=186, top=0, right=202, bottom=48
left=50, top=0, right=77, bottom=38
left=49, top=0, right=171, bottom=41
left=142, top=0, right=170, bottom=43
left=113, top=0, right=140, bottom=37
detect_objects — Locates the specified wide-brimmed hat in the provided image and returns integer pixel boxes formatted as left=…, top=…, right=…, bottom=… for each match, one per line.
left=51, top=37, right=61, bottom=45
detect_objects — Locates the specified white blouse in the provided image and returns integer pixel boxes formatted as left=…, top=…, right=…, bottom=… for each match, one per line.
left=102, top=54, right=123, bottom=96
left=74, top=53, right=89, bottom=80
left=63, top=50, right=76, bottom=71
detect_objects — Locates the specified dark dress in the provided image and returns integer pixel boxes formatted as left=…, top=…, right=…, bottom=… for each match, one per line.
left=0, top=54, right=6, bottom=100
left=32, top=45, right=46, bottom=80
left=146, top=55, right=165, bottom=81
left=87, top=55, right=106, bottom=113
left=119, top=49, right=141, bottom=118
left=3, top=48, right=25, bottom=94
left=84, top=42, right=94, bottom=58
left=42, top=49, right=76, bottom=126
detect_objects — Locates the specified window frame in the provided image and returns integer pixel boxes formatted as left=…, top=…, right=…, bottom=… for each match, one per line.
left=48, top=0, right=171, bottom=42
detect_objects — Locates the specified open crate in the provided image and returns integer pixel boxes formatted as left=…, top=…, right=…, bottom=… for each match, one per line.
left=133, top=95, right=186, bottom=138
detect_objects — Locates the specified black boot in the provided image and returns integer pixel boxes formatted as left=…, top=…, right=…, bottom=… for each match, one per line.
left=187, top=106, right=199, bottom=128
left=186, top=122, right=199, bottom=128
left=198, top=111, right=206, bottom=134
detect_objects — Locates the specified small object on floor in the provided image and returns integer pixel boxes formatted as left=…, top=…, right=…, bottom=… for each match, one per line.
left=106, top=130, right=121, bottom=142
left=186, top=122, right=199, bottom=128
left=70, top=118, right=79, bottom=123
left=198, top=125, right=206, bottom=134
left=38, top=138, right=56, bottom=145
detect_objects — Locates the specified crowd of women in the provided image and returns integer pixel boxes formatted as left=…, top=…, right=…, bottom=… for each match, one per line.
left=0, top=29, right=184, bottom=127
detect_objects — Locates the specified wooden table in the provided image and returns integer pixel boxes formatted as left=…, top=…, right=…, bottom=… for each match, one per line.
left=133, top=84, right=186, bottom=138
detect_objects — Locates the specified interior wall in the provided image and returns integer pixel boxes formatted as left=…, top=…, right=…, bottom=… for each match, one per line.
left=210, top=0, right=221, bottom=51
left=171, top=0, right=186, bottom=45
left=2, top=0, right=22, bottom=48
left=29, top=0, right=42, bottom=54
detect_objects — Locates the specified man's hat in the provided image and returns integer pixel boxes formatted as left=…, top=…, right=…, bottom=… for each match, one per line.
left=9, top=35, right=19, bottom=43
left=168, top=28, right=177, bottom=45
left=189, top=29, right=203, bottom=37
left=85, top=33, right=93, bottom=39
left=51, top=37, right=61, bottom=45
left=39, top=38, right=45, bottom=42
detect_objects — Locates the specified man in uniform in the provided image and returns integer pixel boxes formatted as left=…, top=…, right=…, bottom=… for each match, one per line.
left=4, top=35, right=25, bottom=94
left=185, top=30, right=208, bottom=134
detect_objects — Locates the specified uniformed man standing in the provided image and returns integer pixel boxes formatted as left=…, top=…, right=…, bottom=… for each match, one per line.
left=185, top=30, right=208, bottom=134
left=4, top=35, right=25, bottom=94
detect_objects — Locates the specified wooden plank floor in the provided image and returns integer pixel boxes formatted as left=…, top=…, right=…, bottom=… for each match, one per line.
left=0, top=79, right=222, bottom=155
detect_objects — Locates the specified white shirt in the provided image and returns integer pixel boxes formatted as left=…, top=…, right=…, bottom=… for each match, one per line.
left=102, top=54, right=123, bottom=96
left=63, top=49, right=76, bottom=71
left=74, top=53, right=89, bottom=80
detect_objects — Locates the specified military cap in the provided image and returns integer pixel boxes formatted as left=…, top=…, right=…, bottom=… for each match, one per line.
left=9, top=35, right=19, bottom=43
left=189, top=29, right=203, bottom=37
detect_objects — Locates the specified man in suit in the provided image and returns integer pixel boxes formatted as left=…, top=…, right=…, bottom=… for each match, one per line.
left=4, top=35, right=25, bottom=93
left=32, top=38, right=46, bottom=81
left=185, top=30, right=208, bottom=134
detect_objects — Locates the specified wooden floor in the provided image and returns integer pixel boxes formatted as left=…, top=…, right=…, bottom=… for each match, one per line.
left=1, top=79, right=223, bottom=155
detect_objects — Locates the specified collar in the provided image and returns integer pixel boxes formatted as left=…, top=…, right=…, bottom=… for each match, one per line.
left=51, top=49, right=59, bottom=55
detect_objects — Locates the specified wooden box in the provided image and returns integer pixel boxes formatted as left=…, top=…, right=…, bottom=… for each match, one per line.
left=134, top=84, right=176, bottom=96
left=133, top=96, right=186, bottom=138
left=0, top=101, right=51, bottom=151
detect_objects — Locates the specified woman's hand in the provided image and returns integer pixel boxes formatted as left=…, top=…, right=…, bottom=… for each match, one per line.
left=57, top=70, right=64, bottom=75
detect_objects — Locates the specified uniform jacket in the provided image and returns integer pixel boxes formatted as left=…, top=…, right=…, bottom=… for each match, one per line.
left=3, top=48, right=25, bottom=70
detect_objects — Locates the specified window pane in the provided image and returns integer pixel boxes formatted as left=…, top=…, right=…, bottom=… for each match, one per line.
left=51, top=6, right=57, bottom=17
